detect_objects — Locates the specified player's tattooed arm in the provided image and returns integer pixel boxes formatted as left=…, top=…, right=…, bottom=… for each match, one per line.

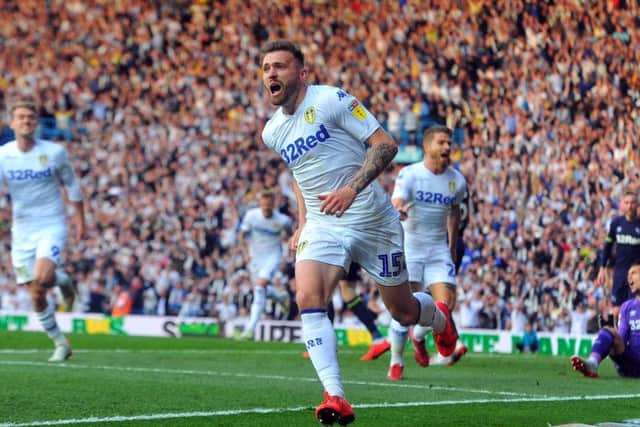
left=349, top=128, right=398, bottom=194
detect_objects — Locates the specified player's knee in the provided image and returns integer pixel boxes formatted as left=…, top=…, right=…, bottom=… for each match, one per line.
left=295, top=289, right=325, bottom=312
left=387, top=307, right=416, bottom=327
left=32, top=271, right=55, bottom=289
left=607, top=328, right=625, bottom=355
left=28, top=284, right=48, bottom=307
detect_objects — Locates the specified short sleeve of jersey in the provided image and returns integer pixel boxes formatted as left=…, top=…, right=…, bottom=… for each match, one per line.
left=282, top=214, right=293, bottom=232
left=54, top=146, right=83, bottom=201
left=392, top=167, right=412, bottom=201
left=240, top=210, right=254, bottom=233
left=326, top=89, right=379, bottom=143
left=454, top=175, right=467, bottom=205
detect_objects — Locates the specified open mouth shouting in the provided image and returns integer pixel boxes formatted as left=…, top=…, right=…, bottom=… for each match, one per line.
left=269, top=81, right=284, bottom=98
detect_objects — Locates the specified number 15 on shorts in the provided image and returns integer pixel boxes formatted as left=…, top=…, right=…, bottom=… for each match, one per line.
left=378, top=252, right=404, bottom=278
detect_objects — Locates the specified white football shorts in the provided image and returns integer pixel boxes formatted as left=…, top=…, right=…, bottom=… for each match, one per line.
left=406, top=244, right=457, bottom=287
left=11, top=222, right=67, bottom=284
left=295, top=219, right=407, bottom=286
left=249, top=253, right=282, bottom=282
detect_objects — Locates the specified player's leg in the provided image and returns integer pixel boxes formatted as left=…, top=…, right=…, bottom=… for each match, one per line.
left=297, top=260, right=354, bottom=425
left=16, top=231, right=71, bottom=362
left=430, top=316, right=468, bottom=366
left=610, top=349, right=640, bottom=378
left=351, top=222, right=456, bottom=377
left=376, top=283, right=454, bottom=352
left=424, top=282, right=467, bottom=366
left=55, top=268, right=75, bottom=312
left=610, top=272, right=631, bottom=326
left=338, top=266, right=389, bottom=361
left=241, top=275, right=270, bottom=340
left=413, top=254, right=460, bottom=359
left=386, top=260, right=423, bottom=379
left=241, top=256, right=282, bottom=339
left=408, top=280, right=431, bottom=368
left=32, top=257, right=72, bottom=362
left=571, top=327, right=622, bottom=378
left=41, top=228, right=76, bottom=311
left=296, top=225, right=354, bottom=425
left=265, top=260, right=290, bottom=311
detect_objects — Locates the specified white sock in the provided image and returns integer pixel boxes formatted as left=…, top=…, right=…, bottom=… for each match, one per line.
left=36, top=306, right=66, bottom=346
left=55, top=269, right=71, bottom=289
left=389, top=319, right=408, bottom=366
left=413, top=292, right=445, bottom=333
left=246, top=287, right=266, bottom=334
left=412, top=324, right=432, bottom=342
left=301, top=311, right=343, bottom=398
left=432, top=352, right=450, bottom=365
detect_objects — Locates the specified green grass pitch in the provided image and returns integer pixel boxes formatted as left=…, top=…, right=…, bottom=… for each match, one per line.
left=1, top=331, right=640, bottom=426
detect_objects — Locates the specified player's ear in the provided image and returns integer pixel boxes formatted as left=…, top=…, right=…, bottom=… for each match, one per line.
left=299, top=66, right=308, bottom=81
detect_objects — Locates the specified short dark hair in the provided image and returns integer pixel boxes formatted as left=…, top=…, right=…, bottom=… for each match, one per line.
left=622, top=188, right=637, bottom=199
left=10, top=98, right=37, bottom=115
left=422, top=124, right=452, bottom=144
left=259, top=189, right=275, bottom=200
left=260, top=39, right=304, bottom=66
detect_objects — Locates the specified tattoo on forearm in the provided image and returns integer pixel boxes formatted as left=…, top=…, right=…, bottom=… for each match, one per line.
left=349, top=142, right=397, bottom=194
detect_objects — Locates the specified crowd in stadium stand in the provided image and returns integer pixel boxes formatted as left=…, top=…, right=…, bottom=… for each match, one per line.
left=0, top=0, right=638, bottom=336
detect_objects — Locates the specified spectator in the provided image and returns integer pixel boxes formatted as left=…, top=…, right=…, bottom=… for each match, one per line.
left=0, top=1, right=636, bottom=338
left=516, top=322, right=539, bottom=353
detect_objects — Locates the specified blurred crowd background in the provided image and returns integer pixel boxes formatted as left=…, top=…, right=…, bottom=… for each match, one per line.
left=0, top=0, right=639, bottom=336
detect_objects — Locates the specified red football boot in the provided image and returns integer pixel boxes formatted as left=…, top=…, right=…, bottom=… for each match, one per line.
left=570, top=356, right=598, bottom=378
left=410, top=331, right=429, bottom=367
left=387, top=363, right=404, bottom=381
left=315, top=392, right=355, bottom=425
left=433, top=302, right=457, bottom=357
left=360, top=340, right=391, bottom=361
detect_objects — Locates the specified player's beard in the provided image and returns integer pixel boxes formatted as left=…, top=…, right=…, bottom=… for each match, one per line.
left=271, top=81, right=299, bottom=107
left=15, top=123, right=37, bottom=139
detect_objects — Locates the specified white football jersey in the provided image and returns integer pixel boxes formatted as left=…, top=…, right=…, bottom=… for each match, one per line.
left=392, top=163, right=466, bottom=255
left=262, top=85, right=397, bottom=227
left=240, top=207, right=292, bottom=259
left=0, top=139, right=83, bottom=226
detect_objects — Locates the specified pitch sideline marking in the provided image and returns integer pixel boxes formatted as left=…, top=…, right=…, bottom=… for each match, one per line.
left=0, top=349, right=325, bottom=355
left=0, top=360, right=533, bottom=397
left=2, top=394, right=640, bottom=426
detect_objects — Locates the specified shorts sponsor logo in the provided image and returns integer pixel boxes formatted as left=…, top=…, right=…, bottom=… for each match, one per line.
left=297, top=240, right=308, bottom=255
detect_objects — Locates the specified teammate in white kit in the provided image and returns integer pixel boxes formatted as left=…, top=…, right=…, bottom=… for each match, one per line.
left=388, top=125, right=467, bottom=380
left=238, top=189, right=292, bottom=339
left=259, top=40, right=457, bottom=425
left=0, top=99, right=85, bottom=362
